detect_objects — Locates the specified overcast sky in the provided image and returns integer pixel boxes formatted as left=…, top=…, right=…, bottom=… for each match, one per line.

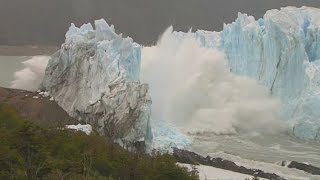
left=0, top=0, right=320, bottom=45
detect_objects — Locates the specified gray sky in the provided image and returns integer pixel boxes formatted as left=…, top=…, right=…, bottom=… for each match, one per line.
left=0, top=0, right=320, bottom=45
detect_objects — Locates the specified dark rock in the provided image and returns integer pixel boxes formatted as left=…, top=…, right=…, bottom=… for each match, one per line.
left=173, top=148, right=285, bottom=180
left=280, top=160, right=320, bottom=175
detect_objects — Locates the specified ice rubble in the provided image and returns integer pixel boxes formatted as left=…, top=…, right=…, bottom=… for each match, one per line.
left=65, top=124, right=93, bottom=135
left=41, top=19, right=152, bottom=143
left=184, top=6, right=320, bottom=141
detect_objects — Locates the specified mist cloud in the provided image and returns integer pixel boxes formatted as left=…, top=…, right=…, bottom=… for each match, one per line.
left=10, top=56, right=49, bottom=91
left=141, top=27, right=286, bottom=135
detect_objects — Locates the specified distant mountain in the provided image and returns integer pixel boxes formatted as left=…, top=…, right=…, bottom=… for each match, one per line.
left=0, top=0, right=320, bottom=46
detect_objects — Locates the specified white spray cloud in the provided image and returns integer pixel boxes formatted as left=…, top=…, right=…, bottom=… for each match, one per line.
left=10, top=56, right=49, bottom=91
left=141, top=27, right=286, bottom=135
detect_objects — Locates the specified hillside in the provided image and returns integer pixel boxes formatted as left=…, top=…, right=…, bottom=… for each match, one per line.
left=0, top=103, right=198, bottom=179
left=0, top=87, right=78, bottom=127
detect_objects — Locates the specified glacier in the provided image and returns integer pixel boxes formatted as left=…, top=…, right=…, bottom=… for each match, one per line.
left=221, top=6, right=320, bottom=141
left=41, top=19, right=152, bottom=143
left=145, top=6, right=320, bottom=143
left=40, top=6, right=320, bottom=149
left=182, top=6, right=320, bottom=141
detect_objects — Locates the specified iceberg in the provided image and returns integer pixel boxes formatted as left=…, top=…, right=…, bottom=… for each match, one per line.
left=41, top=19, right=152, bottom=143
left=186, top=6, right=320, bottom=141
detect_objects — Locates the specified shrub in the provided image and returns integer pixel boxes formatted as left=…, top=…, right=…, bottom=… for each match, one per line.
left=0, top=104, right=198, bottom=180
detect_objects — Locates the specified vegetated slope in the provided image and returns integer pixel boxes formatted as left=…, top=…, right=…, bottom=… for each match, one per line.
left=0, top=104, right=198, bottom=180
left=0, top=87, right=78, bottom=127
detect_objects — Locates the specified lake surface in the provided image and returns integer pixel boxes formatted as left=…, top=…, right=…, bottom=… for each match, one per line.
left=0, top=56, right=29, bottom=88
left=189, top=132, right=320, bottom=179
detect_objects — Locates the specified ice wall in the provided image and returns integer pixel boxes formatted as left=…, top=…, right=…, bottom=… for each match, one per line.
left=40, top=6, right=320, bottom=146
left=190, top=6, right=320, bottom=141
left=41, top=19, right=152, bottom=142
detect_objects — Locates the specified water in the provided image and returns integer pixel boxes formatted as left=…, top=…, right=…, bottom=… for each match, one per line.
left=0, top=56, right=29, bottom=88
left=190, top=133, right=320, bottom=179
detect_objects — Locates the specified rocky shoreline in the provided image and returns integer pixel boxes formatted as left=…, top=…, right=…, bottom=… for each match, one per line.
left=173, top=148, right=285, bottom=180
left=279, top=160, right=320, bottom=175
left=173, top=148, right=320, bottom=179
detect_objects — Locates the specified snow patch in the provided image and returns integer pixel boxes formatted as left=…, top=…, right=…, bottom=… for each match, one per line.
left=65, top=124, right=92, bottom=135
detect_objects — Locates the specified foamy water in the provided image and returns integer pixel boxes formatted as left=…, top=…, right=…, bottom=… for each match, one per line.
left=190, top=133, right=320, bottom=179
left=0, top=56, right=29, bottom=88
left=10, top=56, right=50, bottom=91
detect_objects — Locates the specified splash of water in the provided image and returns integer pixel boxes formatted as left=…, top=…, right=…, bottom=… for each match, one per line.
left=141, top=27, right=286, bottom=135
left=10, top=56, right=50, bottom=91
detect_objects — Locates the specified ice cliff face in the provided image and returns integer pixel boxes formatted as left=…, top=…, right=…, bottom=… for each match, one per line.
left=41, top=19, right=152, bottom=142
left=186, top=6, right=320, bottom=141
left=41, top=6, right=320, bottom=146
